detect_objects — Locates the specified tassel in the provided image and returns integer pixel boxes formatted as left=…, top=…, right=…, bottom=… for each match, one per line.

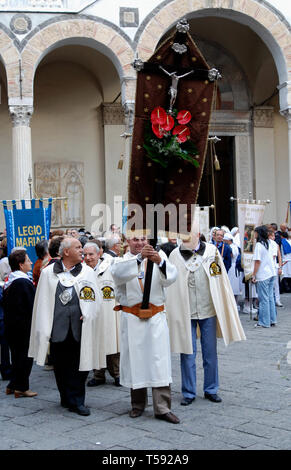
left=118, top=155, right=124, bottom=170
left=214, top=154, right=220, bottom=171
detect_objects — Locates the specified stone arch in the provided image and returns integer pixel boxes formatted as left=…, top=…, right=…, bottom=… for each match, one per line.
left=0, top=25, right=20, bottom=100
left=14, top=16, right=136, bottom=104
left=135, top=0, right=291, bottom=111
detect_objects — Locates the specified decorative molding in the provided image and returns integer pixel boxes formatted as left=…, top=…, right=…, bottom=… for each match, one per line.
left=102, top=103, right=124, bottom=125
left=0, top=1, right=96, bottom=12
left=9, top=105, right=33, bottom=127
left=120, top=7, right=139, bottom=28
left=10, top=14, right=32, bottom=35
left=209, top=110, right=251, bottom=135
left=253, top=106, right=274, bottom=128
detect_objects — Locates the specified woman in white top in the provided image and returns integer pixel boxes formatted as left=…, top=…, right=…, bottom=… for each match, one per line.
left=252, top=226, right=277, bottom=328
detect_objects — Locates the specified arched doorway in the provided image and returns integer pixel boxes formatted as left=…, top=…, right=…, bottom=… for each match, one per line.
left=32, top=44, right=121, bottom=229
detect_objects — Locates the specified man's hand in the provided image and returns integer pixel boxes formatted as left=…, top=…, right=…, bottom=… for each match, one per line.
left=141, top=245, right=162, bottom=265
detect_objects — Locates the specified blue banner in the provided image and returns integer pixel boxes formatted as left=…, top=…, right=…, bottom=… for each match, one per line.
left=2, top=199, right=52, bottom=265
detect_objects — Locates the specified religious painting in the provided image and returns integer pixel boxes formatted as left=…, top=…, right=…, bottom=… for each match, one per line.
left=243, top=224, right=255, bottom=254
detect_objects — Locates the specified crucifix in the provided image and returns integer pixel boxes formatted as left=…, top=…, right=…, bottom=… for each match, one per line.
left=158, top=66, right=194, bottom=114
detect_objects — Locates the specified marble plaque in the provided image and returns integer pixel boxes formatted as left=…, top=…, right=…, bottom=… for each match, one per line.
left=34, top=162, right=84, bottom=227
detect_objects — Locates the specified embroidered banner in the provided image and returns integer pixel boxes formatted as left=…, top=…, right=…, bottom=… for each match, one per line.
left=2, top=199, right=52, bottom=265
left=237, top=201, right=266, bottom=281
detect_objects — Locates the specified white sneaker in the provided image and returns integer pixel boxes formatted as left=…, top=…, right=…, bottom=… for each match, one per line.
left=242, top=306, right=258, bottom=314
left=276, top=301, right=283, bottom=307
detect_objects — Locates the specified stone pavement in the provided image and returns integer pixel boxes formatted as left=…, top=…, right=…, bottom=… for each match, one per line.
left=1, top=294, right=291, bottom=451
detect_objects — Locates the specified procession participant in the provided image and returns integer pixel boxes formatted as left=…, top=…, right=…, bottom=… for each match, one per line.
left=223, top=232, right=241, bottom=309
left=104, top=236, right=122, bottom=258
left=166, top=231, right=246, bottom=406
left=111, top=233, right=180, bottom=424
left=3, top=249, right=36, bottom=398
left=213, top=229, right=232, bottom=272
left=83, top=242, right=121, bottom=387
left=28, top=237, right=102, bottom=416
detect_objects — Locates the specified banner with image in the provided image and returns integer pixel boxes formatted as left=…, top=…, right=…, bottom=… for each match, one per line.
left=237, top=201, right=266, bottom=281
left=2, top=198, right=52, bottom=266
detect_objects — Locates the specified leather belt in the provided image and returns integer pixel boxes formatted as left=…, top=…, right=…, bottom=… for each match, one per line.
left=113, top=303, right=165, bottom=319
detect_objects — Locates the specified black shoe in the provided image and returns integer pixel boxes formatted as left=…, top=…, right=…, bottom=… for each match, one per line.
left=69, top=405, right=90, bottom=416
left=204, top=393, right=222, bottom=403
left=180, top=397, right=195, bottom=406
left=155, top=412, right=180, bottom=424
left=114, top=377, right=122, bottom=387
left=129, top=408, right=143, bottom=418
left=60, top=400, right=70, bottom=408
left=87, top=378, right=105, bottom=387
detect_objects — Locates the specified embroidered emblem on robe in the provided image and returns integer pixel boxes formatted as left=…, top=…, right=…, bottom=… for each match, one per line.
left=209, top=261, right=221, bottom=276
left=101, top=285, right=115, bottom=300
left=80, top=286, right=95, bottom=301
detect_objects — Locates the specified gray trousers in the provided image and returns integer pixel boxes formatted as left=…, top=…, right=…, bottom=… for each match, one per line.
left=131, top=385, right=171, bottom=415
left=93, top=353, right=120, bottom=380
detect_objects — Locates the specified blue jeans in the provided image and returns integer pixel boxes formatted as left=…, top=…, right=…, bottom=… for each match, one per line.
left=180, top=317, right=219, bottom=399
left=257, top=276, right=277, bottom=327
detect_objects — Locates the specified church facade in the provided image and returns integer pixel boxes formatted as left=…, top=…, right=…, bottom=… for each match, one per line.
left=0, top=0, right=290, bottom=230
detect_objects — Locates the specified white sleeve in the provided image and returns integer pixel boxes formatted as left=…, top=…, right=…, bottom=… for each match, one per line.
left=110, top=257, right=139, bottom=286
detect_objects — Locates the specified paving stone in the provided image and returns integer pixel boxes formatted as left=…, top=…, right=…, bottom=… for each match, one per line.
left=1, top=293, right=291, bottom=450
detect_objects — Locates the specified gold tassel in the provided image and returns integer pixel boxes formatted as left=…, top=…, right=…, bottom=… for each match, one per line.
left=118, top=154, right=124, bottom=170
left=214, top=154, right=220, bottom=171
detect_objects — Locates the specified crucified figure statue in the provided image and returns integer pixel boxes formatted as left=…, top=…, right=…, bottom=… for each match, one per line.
left=159, top=66, right=194, bottom=113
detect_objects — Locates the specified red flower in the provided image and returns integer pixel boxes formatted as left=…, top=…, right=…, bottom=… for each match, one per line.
left=162, top=114, right=174, bottom=131
left=177, top=110, right=192, bottom=124
left=152, top=123, right=165, bottom=139
left=173, top=125, right=190, bottom=143
left=151, top=106, right=167, bottom=125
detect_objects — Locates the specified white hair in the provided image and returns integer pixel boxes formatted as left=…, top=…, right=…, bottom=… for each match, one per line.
left=105, top=236, right=120, bottom=250
left=59, top=238, right=74, bottom=257
left=11, top=247, right=27, bottom=253
left=83, top=242, right=100, bottom=254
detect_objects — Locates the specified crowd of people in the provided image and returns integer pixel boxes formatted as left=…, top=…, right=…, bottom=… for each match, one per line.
left=209, top=222, right=291, bottom=328
left=0, top=220, right=290, bottom=423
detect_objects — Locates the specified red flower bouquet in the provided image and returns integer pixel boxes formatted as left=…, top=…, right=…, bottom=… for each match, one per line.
left=143, top=106, right=199, bottom=168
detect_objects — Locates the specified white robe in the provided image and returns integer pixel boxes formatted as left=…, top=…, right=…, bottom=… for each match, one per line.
left=228, top=243, right=241, bottom=296
left=110, top=250, right=177, bottom=389
left=95, top=255, right=120, bottom=368
left=28, top=262, right=102, bottom=371
left=166, top=244, right=246, bottom=354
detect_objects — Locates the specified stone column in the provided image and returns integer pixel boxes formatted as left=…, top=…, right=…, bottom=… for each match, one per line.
left=101, top=103, right=126, bottom=227
left=9, top=105, right=34, bottom=200
left=280, top=107, right=291, bottom=200
left=253, top=106, right=276, bottom=222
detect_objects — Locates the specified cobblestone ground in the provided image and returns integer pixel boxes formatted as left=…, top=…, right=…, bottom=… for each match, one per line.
left=1, top=294, right=291, bottom=451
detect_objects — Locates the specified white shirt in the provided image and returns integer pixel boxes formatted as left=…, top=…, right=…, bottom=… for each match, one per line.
left=269, top=239, right=279, bottom=269
left=253, top=242, right=276, bottom=281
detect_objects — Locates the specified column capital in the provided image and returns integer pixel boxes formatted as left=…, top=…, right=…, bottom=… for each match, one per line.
left=123, top=101, right=135, bottom=133
left=9, top=105, right=33, bottom=127
left=280, top=107, right=291, bottom=129
left=253, top=106, right=274, bottom=128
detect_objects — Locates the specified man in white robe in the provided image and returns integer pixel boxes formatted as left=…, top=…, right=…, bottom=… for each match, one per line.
left=110, top=235, right=179, bottom=424
left=166, top=236, right=246, bottom=407
left=83, top=242, right=121, bottom=387
left=28, top=237, right=102, bottom=416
